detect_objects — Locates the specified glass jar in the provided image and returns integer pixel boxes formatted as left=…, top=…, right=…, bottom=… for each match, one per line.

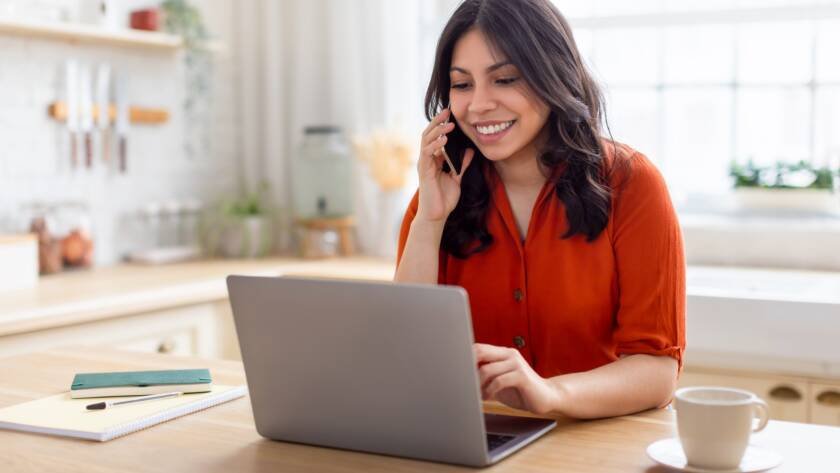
left=54, top=202, right=95, bottom=268
left=19, top=201, right=94, bottom=271
left=291, top=126, right=355, bottom=220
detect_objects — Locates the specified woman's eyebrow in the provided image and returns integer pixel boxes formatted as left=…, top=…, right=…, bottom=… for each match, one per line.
left=450, top=61, right=513, bottom=75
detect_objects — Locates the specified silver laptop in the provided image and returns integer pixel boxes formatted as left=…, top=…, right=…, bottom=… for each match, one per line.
left=226, top=275, right=556, bottom=467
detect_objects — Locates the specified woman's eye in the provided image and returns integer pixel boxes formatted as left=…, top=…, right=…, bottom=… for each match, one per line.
left=450, top=77, right=517, bottom=89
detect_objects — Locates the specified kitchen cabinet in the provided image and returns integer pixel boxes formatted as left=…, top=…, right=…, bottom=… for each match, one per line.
left=116, top=328, right=196, bottom=356
left=679, top=369, right=811, bottom=423
left=0, top=300, right=238, bottom=360
left=810, top=382, right=840, bottom=426
left=680, top=368, right=840, bottom=427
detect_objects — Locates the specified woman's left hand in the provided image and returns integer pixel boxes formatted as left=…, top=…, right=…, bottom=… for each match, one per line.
left=474, top=343, right=561, bottom=415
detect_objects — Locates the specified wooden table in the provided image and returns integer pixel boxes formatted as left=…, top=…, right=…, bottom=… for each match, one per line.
left=1, top=348, right=838, bottom=472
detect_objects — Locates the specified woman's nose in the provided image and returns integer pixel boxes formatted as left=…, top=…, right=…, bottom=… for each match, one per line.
left=467, top=85, right=497, bottom=115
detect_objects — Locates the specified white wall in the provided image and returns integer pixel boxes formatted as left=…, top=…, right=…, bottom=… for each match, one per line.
left=236, top=0, right=436, bottom=256
left=0, top=0, right=241, bottom=264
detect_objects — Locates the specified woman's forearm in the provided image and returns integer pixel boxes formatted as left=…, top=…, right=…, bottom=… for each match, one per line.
left=394, top=219, right=445, bottom=284
left=547, top=354, right=678, bottom=419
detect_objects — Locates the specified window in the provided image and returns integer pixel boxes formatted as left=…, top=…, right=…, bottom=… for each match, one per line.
left=555, top=0, right=840, bottom=204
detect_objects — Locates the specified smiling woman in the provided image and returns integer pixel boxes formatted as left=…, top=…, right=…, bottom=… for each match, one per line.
left=428, top=0, right=612, bottom=255
left=395, top=0, right=685, bottom=420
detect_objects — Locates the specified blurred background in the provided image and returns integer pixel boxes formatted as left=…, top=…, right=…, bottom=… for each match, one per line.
left=1, top=0, right=839, bottom=268
left=1, top=0, right=839, bottom=425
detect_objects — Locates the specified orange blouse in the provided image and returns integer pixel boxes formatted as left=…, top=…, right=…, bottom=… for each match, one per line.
left=396, top=144, right=685, bottom=378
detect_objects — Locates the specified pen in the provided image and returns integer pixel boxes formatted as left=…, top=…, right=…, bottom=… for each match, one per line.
left=86, top=391, right=182, bottom=410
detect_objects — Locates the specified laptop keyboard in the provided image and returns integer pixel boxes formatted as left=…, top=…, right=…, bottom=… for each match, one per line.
left=486, top=433, right=516, bottom=451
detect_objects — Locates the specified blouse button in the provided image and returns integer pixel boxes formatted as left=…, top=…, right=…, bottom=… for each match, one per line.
left=513, top=288, right=524, bottom=302
left=513, top=336, right=526, bottom=348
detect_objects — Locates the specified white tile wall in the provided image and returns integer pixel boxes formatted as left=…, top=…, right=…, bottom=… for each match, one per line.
left=0, top=0, right=240, bottom=265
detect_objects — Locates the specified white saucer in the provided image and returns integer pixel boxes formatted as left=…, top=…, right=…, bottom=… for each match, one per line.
left=646, top=438, right=783, bottom=473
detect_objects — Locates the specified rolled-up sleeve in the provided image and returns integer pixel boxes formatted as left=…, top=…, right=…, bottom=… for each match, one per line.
left=610, top=153, right=686, bottom=370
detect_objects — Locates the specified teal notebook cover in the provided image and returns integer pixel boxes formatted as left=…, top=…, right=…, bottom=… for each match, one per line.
left=71, top=369, right=212, bottom=391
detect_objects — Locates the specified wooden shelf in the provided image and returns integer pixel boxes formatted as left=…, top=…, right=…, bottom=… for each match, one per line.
left=0, top=16, right=182, bottom=50
left=48, top=101, right=169, bottom=125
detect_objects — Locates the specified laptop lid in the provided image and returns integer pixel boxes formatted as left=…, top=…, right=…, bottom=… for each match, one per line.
left=227, top=275, right=490, bottom=466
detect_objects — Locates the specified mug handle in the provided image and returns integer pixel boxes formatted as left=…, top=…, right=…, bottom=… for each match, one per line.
left=752, top=398, right=770, bottom=432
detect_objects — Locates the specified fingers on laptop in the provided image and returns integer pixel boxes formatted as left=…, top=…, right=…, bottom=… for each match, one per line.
left=474, top=343, right=518, bottom=363
left=482, top=371, right=524, bottom=400
left=478, top=358, right=516, bottom=389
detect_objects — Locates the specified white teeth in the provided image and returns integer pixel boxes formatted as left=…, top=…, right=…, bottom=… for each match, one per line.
left=476, top=120, right=514, bottom=135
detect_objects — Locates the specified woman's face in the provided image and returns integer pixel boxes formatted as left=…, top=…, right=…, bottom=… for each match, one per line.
left=448, top=28, right=550, bottom=163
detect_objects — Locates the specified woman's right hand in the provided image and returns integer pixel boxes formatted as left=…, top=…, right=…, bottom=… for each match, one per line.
left=416, top=108, right=476, bottom=223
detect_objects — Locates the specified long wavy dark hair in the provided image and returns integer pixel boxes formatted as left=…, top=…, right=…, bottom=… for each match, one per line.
left=426, top=0, right=616, bottom=258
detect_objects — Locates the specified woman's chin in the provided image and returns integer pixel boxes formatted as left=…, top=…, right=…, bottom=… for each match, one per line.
left=481, top=151, right=507, bottom=162
left=475, top=145, right=516, bottom=162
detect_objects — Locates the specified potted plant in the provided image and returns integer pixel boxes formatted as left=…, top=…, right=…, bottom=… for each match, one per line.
left=202, top=183, right=274, bottom=258
left=729, top=159, right=840, bottom=214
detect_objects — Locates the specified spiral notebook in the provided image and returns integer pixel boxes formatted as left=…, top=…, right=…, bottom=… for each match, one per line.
left=0, top=384, right=246, bottom=441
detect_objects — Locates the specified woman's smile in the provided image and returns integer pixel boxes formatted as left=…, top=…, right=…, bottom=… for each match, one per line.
left=472, top=119, right=516, bottom=145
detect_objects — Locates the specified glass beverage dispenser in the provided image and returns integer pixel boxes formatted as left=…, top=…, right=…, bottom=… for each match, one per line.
left=291, top=126, right=355, bottom=220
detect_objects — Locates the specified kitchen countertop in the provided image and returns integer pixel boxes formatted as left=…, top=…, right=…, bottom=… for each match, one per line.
left=2, top=257, right=839, bottom=379
left=680, top=214, right=840, bottom=271
left=686, top=265, right=840, bottom=379
left=687, top=265, right=840, bottom=305
left=0, top=257, right=396, bottom=337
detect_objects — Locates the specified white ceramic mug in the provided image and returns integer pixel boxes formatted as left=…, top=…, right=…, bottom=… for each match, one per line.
left=674, top=386, right=770, bottom=470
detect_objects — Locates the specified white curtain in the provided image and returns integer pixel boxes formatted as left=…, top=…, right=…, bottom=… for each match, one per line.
left=235, top=0, right=429, bottom=256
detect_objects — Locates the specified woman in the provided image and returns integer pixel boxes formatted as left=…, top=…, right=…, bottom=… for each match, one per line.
left=395, top=0, right=685, bottom=419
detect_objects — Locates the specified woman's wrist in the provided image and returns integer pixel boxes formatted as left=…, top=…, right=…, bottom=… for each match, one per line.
left=410, top=216, right=446, bottom=239
left=394, top=217, right=445, bottom=285
left=545, top=376, right=571, bottom=416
